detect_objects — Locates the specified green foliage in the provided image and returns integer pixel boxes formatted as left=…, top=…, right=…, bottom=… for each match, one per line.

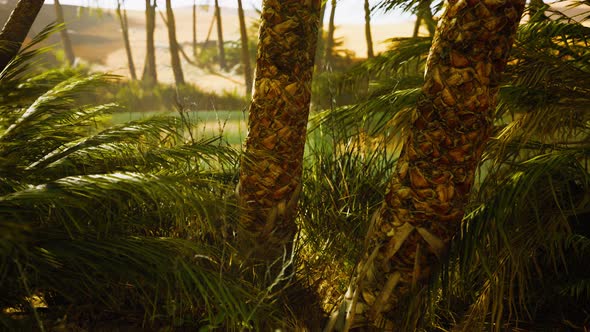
left=0, top=26, right=277, bottom=330
left=312, top=1, right=590, bottom=330
left=108, top=79, right=247, bottom=112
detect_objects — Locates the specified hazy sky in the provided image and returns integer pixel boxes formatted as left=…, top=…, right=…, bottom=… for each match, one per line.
left=44, top=0, right=413, bottom=24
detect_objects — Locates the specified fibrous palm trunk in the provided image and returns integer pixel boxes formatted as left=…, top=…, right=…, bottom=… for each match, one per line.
left=237, top=0, right=321, bottom=261
left=214, top=0, right=227, bottom=71
left=165, top=0, right=185, bottom=86
left=142, top=0, right=157, bottom=86
left=326, top=0, right=526, bottom=330
left=0, top=0, right=44, bottom=72
left=116, top=0, right=136, bottom=80
left=54, top=0, right=75, bottom=66
left=364, top=0, right=374, bottom=58
left=237, top=0, right=253, bottom=96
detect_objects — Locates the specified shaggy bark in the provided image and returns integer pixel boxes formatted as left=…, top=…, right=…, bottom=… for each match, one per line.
left=326, top=0, right=526, bottom=330
left=237, top=0, right=321, bottom=261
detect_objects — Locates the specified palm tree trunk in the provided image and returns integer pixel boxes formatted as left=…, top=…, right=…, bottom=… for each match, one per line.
left=142, top=0, right=157, bottom=86
left=54, top=0, right=75, bottom=66
left=116, top=0, right=137, bottom=80
left=324, top=0, right=336, bottom=67
left=0, top=0, right=44, bottom=72
left=192, top=0, right=197, bottom=57
left=420, top=0, right=437, bottom=37
left=237, top=0, right=321, bottom=261
left=237, top=0, right=253, bottom=96
left=326, top=0, right=526, bottom=330
left=364, top=0, right=374, bottom=58
left=214, top=0, right=226, bottom=71
left=165, top=0, right=185, bottom=86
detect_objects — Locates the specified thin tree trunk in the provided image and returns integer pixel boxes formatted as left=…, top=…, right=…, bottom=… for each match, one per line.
left=142, top=0, right=157, bottom=85
left=314, top=2, right=327, bottom=71
left=214, top=0, right=226, bottom=70
left=237, top=0, right=253, bottom=96
left=54, top=0, right=75, bottom=66
left=192, top=0, right=197, bottom=57
left=364, top=0, right=374, bottom=58
left=324, top=0, right=336, bottom=67
left=165, top=0, right=185, bottom=86
left=420, top=0, right=436, bottom=37
left=326, top=0, right=526, bottom=330
left=237, top=0, right=322, bottom=261
left=0, top=0, right=44, bottom=72
left=116, top=0, right=136, bottom=80
left=412, top=15, right=422, bottom=38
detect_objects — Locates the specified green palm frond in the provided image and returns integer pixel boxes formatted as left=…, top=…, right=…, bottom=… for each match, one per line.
left=445, top=148, right=590, bottom=330
left=0, top=27, right=274, bottom=330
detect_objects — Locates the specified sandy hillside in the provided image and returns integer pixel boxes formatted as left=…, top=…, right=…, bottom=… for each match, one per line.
left=25, top=3, right=589, bottom=97
left=33, top=4, right=418, bottom=96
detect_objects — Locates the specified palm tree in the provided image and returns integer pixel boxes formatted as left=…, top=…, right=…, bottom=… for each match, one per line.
left=193, top=0, right=198, bottom=57
left=165, top=0, right=185, bottom=86
left=0, top=30, right=280, bottom=330
left=142, top=0, right=157, bottom=86
left=364, top=0, right=375, bottom=58
left=214, top=0, right=227, bottom=70
left=116, top=0, right=137, bottom=80
left=324, top=0, right=337, bottom=67
left=326, top=0, right=526, bottom=329
left=54, top=0, right=75, bottom=66
left=237, top=0, right=253, bottom=96
left=0, top=0, right=44, bottom=72
left=237, top=0, right=322, bottom=261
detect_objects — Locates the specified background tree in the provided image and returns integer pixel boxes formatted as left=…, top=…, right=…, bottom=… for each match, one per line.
left=116, top=0, right=136, bottom=80
left=165, top=0, right=185, bottom=86
left=142, top=0, right=157, bottom=86
left=364, top=0, right=374, bottom=58
left=0, top=0, right=44, bottom=72
left=237, top=0, right=322, bottom=261
left=193, top=0, right=197, bottom=57
left=237, top=0, right=253, bottom=96
left=214, top=0, right=227, bottom=70
left=324, top=0, right=337, bottom=67
left=54, top=0, right=75, bottom=66
left=327, top=0, right=526, bottom=329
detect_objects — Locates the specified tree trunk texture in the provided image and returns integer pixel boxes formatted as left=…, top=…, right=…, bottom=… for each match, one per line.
left=165, top=0, right=185, bottom=86
left=237, top=0, right=253, bottom=96
left=192, top=0, right=197, bottom=57
left=214, top=0, right=227, bottom=71
left=326, top=0, right=525, bottom=330
left=116, top=0, right=137, bottom=80
left=324, top=0, right=336, bottom=67
left=0, top=0, right=44, bottom=72
left=364, top=0, right=374, bottom=58
left=142, top=0, right=157, bottom=86
left=237, top=0, right=321, bottom=261
left=54, top=0, right=75, bottom=66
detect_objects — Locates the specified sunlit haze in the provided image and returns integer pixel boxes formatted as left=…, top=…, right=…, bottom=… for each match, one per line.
left=44, top=0, right=413, bottom=24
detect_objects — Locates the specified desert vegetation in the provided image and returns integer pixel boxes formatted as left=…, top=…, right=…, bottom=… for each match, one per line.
left=1, top=0, right=589, bottom=331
